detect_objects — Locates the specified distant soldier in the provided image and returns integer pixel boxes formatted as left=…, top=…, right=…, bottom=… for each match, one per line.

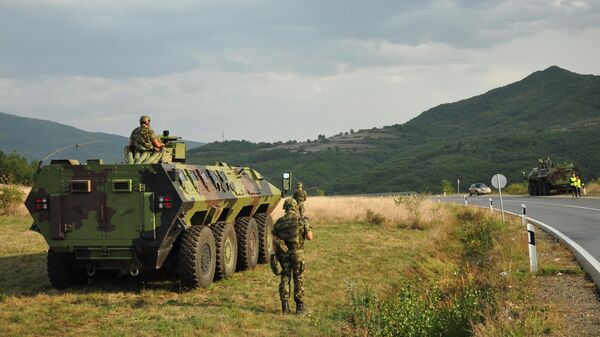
left=128, top=115, right=165, bottom=164
left=570, top=173, right=578, bottom=198
left=293, top=182, right=308, bottom=217
left=576, top=175, right=582, bottom=198
left=272, top=198, right=313, bottom=314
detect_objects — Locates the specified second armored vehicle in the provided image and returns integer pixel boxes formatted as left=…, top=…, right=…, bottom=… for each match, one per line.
left=25, top=132, right=282, bottom=289
left=524, top=158, right=579, bottom=196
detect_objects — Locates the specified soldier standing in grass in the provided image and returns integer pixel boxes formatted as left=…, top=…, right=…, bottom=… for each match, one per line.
left=128, top=115, right=165, bottom=164
left=293, top=182, right=308, bottom=217
left=272, top=198, right=313, bottom=314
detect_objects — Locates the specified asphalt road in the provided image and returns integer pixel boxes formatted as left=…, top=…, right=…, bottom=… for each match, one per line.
left=440, top=194, right=600, bottom=264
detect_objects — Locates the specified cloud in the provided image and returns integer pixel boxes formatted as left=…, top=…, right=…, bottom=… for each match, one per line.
left=1, top=1, right=600, bottom=143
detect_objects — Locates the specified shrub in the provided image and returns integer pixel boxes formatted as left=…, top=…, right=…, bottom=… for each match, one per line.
left=346, top=281, right=483, bottom=337
left=0, top=183, right=26, bottom=215
left=394, top=194, right=426, bottom=229
left=441, top=179, right=455, bottom=194
left=366, top=209, right=386, bottom=225
left=505, top=182, right=528, bottom=194
left=457, top=211, right=504, bottom=259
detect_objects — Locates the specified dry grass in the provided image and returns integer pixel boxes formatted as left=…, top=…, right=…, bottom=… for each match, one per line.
left=0, top=197, right=446, bottom=337
left=584, top=182, right=600, bottom=194
left=0, top=196, right=590, bottom=336
left=273, top=195, right=450, bottom=230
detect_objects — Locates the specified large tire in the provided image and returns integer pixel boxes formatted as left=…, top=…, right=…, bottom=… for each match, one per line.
left=254, top=213, right=274, bottom=264
left=541, top=182, right=550, bottom=196
left=235, top=217, right=259, bottom=271
left=47, top=249, right=88, bottom=290
left=532, top=181, right=539, bottom=196
left=213, top=222, right=238, bottom=280
left=528, top=182, right=534, bottom=196
left=179, top=225, right=216, bottom=289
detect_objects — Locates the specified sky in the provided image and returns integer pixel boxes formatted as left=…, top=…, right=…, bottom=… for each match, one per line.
left=1, top=0, right=600, bottom=143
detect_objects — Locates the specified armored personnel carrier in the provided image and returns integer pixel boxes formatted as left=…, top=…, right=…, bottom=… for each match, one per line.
left=25, top=132, right=282, bottom=289
left=524, top=158, right=579, bottom=196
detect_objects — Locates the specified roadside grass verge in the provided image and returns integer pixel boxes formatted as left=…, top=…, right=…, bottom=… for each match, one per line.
left=0, top=197, right=582, bottom=336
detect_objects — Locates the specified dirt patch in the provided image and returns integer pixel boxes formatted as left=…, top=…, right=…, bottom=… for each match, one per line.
left=534, top=229, right=600, bottom=336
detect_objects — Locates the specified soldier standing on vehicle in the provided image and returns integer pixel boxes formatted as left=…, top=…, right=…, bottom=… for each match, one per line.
left=272, top=198, right=313, bottom=314
left=570, top=173, right=578, bottom=198
left=128, top=115, right=165, bottom=164
left=293, top=182, right=308, bottom=217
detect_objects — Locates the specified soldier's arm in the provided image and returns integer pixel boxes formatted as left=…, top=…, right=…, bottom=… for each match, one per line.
left=148, top=129, right=165, bottom=150
left=303, top=219, right=313, bottom=240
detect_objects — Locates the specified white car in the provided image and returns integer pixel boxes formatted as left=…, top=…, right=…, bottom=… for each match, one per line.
left=468, top=183, right=492, bottom=196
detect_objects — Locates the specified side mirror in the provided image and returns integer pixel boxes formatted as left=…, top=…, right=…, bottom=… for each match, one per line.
left=282, top=172, right=292, bottom=196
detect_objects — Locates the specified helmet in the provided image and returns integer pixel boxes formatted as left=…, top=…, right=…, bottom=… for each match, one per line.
left=139, top=115, right=151, bottom=124
left=297, top=182, right=303, bottom=187
left=283, top=198, right=298, bottom=211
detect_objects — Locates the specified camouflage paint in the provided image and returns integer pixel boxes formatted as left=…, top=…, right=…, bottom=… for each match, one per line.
left=25, top=161, right=282, bottom=272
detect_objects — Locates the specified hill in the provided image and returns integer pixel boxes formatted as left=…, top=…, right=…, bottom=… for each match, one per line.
left=0, top=112, right=204, bottom=163
left=188, top=66, right=600, bottom=194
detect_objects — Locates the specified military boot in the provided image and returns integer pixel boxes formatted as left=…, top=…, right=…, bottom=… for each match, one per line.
left=281, top=300, right=290, bottom=314
left=295, top=300, right=305, bottom=314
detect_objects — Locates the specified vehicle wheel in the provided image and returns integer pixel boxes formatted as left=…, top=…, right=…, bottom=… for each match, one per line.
left=528, top=182, right=534, bottom=196
left=542, top=182, right=550, bottom=196
left=254, top=213, right=274, bottom=264
left=235, top=217, right=259, bottom=271
left=212, top=222, right=237, bottom=280
left=179, top=225, right=216, bottom=289
left=47, top=249, right=88, bottom=289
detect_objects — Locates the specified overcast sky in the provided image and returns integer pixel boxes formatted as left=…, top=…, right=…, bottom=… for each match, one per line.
left=1, top=0, right=599, bottom=143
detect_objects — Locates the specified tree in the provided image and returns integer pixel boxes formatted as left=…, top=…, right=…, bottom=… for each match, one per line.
left=441, top=179, right=454, bottom=194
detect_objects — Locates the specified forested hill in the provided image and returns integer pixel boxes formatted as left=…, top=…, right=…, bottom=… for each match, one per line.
left=0, top=112, right=204, bottom=163
left=189, top=66, right=600, bottom=194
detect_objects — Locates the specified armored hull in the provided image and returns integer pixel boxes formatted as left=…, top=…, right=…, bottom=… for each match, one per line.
left=524, top=162, right=579, bottom=196
left=26, top=160, right=281, bottom=289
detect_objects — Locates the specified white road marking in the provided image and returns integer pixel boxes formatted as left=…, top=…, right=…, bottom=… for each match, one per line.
left=500, top=199, right=600, bottom=212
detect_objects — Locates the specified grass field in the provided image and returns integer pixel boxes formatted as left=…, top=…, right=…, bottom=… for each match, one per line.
left=0, top=196, right=585, bottom=336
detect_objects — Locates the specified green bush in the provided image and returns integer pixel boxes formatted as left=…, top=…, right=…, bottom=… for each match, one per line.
left=505, top=182, right=528, bottom=194
left=441, top=179, right=454, bottom=194
left=0, top=183, right=25, bottom=215
left=457, top=211, right=504, bottom=259
left=346, top=281, right=483, bottom=337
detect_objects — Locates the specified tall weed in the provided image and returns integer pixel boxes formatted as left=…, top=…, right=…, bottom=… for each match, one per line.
left=346, top=281, right=483, bottom=337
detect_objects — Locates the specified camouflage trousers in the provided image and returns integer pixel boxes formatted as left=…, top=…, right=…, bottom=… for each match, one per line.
left=297, top=202, right=305, bottom=217
left=278, top=248, right=305, bottom=303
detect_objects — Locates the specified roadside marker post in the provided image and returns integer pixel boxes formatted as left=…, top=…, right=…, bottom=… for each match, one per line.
left=521, top=203, right=527, bottom=226
left=464, top=196, right=468, bottom=206
left=489, top=198, right=493, bottom=214
left=527, top=223, right=539, bottom=273
left=437, top=196, right=441, bottom=203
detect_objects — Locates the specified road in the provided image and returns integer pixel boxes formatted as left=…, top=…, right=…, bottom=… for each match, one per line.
left=440, top=194, right=600, bottom=284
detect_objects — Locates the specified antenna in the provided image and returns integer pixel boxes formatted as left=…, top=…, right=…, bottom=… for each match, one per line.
left=37, top=140, right=108, bottom=171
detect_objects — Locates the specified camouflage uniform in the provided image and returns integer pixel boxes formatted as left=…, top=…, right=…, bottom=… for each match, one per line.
left=130, top=126, right=157, bottom=152
left=293, top=183, right=308, bottom=217
left=272, top=199, right=311, bottom=313
left=128, top=117, right=162, bottom=164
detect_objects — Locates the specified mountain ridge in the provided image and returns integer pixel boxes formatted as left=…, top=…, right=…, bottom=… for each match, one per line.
left=0, top=112, right=204, bottom=163
left=188, top=66, right=600, bottom=194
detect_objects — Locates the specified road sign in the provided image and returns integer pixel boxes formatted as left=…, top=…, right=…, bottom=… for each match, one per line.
left=491, top=173, right=507, bottom=223
left=491, top=174, right=507, bottom=189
